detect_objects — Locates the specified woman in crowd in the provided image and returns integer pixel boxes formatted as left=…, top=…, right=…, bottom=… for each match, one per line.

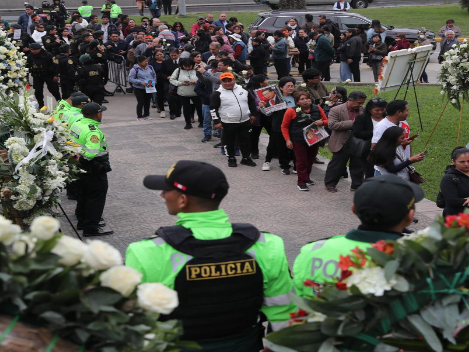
left=366, top=34, right=387, bottom=82
left=126, top=40, right=141, bottom=70
left=58, top=27, right=72, bottom=45
left=262, top=77, right=296, bottom=173
left=190, top=51, right=206, bottom=69
left=389, top=33, right=411, bottom=52
left=115, top=22, right=125, bottom=39
left=414, top=29, right=432, bottom=83
left=173, top=21, right=189, bottom=42
left=440, top=147, right=469, bottom=216
left=323, top=86, right=347, bottom=117
left=193, top=29, right=211, bottom=53
left=294, top=29, right=311, bottom=74
left=128, top=55, right=157, bottom=121
left=368, top=126, right=425, bottom=179
left=352, top=97, right=387, bottom=178
left=336, top=32, right=352, bottom=83
left=169, top=58, right=203, bottom=130
left=207, top=24, right=217, bottom=39
left=149, top=49, right=165, bottom=117
left=216, top=35, right=233, bottom=53
left=282, top=91, right=328, bottom=191
left=366, top=19, right=386, bottom=42
left=179, top=43, right=193, bottom=58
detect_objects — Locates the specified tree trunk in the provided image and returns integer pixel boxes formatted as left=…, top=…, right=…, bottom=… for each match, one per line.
left=279, top=0, right=306, bottom=9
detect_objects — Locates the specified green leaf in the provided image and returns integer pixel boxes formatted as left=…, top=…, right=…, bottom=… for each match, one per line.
left=39, top=311, right=66, bottom=325
left=318, top=338, right=339, bottom=352
left=266, top=323, right=325, bottom=351
left=384, top=260, right=399, bottom=281
left=86, top=287, right=123, bottom=306
left=288, top=291, right=315, bottom=313
left=75, top=328, right=90, bottom=344
left=366, top=248, right=392, bottom=266
left=406, top=314, right=443, bottom=352
left=405, top=241, right=434, bottom=263
left=392, top=276, right=410, bottom=292
left=28, top=253, right=61, bottom=270
left=127, top=324, right=151, bottom=333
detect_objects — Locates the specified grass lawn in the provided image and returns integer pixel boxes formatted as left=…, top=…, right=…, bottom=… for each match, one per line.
left=131, top=4, right=468, bottom=36
left=317, top=84, right=465, bottom=202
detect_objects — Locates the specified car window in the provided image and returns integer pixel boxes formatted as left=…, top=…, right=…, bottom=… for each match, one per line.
left=251, top=16, right=265, bottom=27
left=338, top=17, right=369, bottom=30
left=273, top=17, right=302, bottom=28
left=261, top=17, right=277, bottom=28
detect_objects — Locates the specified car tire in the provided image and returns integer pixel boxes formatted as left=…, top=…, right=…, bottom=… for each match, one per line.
left=351, top=0, right=369, bottom=8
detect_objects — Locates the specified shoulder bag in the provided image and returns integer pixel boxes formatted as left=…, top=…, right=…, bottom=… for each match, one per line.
left=395, top=153, right=425, bottom=184
left=343, top=130, right=371, bottom=158
left=168, top=68, right=180, bottom=96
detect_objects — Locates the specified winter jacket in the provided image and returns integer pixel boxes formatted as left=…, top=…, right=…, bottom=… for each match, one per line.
left=272, top=38, right=287, bottom=59
left=128, top=63, right=157, bottom=89
left=194, top=78, right=213, bottom=105
left=249, top=45, right=268, bottom=69
left=293, top=36, right=309, bottom=54
left=345, top=35, right=362, bottom=59
left=169, top=68, right=198, bottom=97
left=314, top=34, right=335, bottom=62
left=18, top=13, right=35, bottom=34
left=210, top=84, right=258, bottom=124
left=336, top=39, right=348, bottom=62
left=440, top=166, right=469, bottom=216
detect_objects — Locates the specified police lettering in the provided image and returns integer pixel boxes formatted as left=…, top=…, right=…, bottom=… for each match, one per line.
left=186, top=258, right=256, bottom=280
left=310, top=257, right=339, bottom=279
left=89, top=71, right=100, bottom=77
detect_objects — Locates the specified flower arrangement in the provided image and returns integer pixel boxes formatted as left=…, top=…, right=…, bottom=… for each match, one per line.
left=0, top=90, right=82, bottom=225
left=0, top=29, right=28, bottom=95
left=265, top=214, right=469, bottom=352
left=438, top=39, right=469, bottom=110
left=0, top=215, right=190, bottom=351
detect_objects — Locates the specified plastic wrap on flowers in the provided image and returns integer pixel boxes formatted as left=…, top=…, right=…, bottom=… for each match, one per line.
left=0, top=29, right=28, bottom=95
left=0, top=90, right=82, bottom=226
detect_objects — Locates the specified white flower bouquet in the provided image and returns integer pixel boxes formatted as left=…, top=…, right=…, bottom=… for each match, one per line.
left=0, top=29, right=28, bottom=95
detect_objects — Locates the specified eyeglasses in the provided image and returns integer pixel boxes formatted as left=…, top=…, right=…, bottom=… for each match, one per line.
left=371, top=98, right=386, bottom=103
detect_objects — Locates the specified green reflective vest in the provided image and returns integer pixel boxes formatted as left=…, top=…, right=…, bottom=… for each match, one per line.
left=78, top=5, right=93, bottom=17
left=293, top=229, right=402, bottom=298
left=110, top=4, right=122, bottom=17
left=69, top=117, right=108, bottom=160
left=126, top=209, right=297, bottom=331
left=52, top=100, right=71, bottom=120
left=61, top=106, right=83, bottom=126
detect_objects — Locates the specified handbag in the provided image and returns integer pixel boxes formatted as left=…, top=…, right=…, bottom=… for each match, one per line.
left=288, top=47, right=300, bottom=56
left=396, top=153, right=425, bottom=184
left=343, top=131, right=371, bottom=158
left=168, top=68, right=180, bottom=96
left=369, top=53, right=384, bottom=62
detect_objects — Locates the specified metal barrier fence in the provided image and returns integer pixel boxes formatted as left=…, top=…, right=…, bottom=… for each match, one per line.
left=107, top=54, right=128, bottom=94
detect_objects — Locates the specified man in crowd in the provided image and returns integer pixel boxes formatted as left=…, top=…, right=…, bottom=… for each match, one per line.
left=438, top=19, right=461, bottom=39
left=42, top=25, right=61, bottom=55
left=205, top=14, right=214, bottom=24
left=229, top=33, right=247, bottom=64
left=18, top=5, right=36, bottom=35
left=202, top=42, right=220, bottom=63
left=27, top=42, right=61, bottom=108
left=8, top=24, right=35, bottom=54
left=78, top=0, right=94, bottom=21
left=105, top=31, right=128, bottom=57
left=324, top=91, right=367, bottom=193
left=211, top=72, right=258, bottom=168
left=159, top=48, right=182, bottom=119
left=76, top=54, right=105, bottom=105
left=271, top=30, right=288, bottom=80
left=126, top=160, right=296, bottom=351
left=31, top=23, right=47, bottom=46
left=110, top=0, right=123, bottom=23
left=309, top=30, right=335, bottom=81
left=438, top=30, right=459, bottom=64
left=70, top=102, right=113, bottom=236
left=297, top=68, right=329, bottom=104
left=345, top=28, right=362, bottom=82
left=96, top=15, right=117, bottom=41
left=213, top=13, right=229, bottom=33
left=294, top=174, right=424, bottom=297
left=56, top=45, right=78, bottom=99
left=191, top=16, right=206, bottom=36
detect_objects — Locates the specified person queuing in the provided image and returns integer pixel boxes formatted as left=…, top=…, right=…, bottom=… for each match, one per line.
left=126, top=160, right=296, bottom=351
left=440, top=147, right=469, bottom=216
left=438, top=19, right=462, bottom=39
left=159, top=48, right=182, bottom=120
left=128, top=55, right=157, bottom=121
left=366, top=33, right=387, bottom=82
left=69, top=102, right=112, bottom=236
left=281, top=91, right=328, bottom=191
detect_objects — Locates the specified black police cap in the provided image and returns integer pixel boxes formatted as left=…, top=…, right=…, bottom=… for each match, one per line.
left=11, top=24, right=22, bottom=29
left=71, top=95, right=90, bottom=106
left=29, top=43, right=42, bottom=50
left=82, top=102, right=107, bottom=115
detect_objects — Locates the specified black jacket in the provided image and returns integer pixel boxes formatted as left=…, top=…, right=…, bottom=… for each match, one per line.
left=293, top=36, right=309, bottom=54
left=159, top=58, right=179, bottom=83
left=345, top=35, right=362, bottom=59
left=248, top=45, right=268, bottom=69
left=56, top=54, right=77, bottom=82
left=194, top=78, right=213, bottom=105
left=27, top=49, right=59, bottom=77
left=352, top=113, right=374, bottom=141
left=440, top=165, right=469, bottom=216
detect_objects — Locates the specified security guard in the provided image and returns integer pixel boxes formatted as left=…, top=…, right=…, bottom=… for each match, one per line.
left=293, top=174, right=424, bottom=298
left=61, top=94, right=89, bottom=125
left=110, top=0, right=122, bottom=23
left=70, top=28, right=87, bottom=59
left=52, top=91, right=86, bottom=120
left=93, top=30, right=105, bottom=45
left=100, top=0, right=112, bottom=15
left=79, top=32, right=93, bottom=54
left=70, top=102, right=113, bottom=236
left=42, top=25, right=61, bottom=55
left=51, top=0, right=68, bottom=28
left=126, top=160, right=297, bottom=352
left=77, top=54, right=105, bottom=105
left=78, top=0, right=94, bottom=21
left=27, top=43, right=61, bottom=108
left=56, top=44, right=78, bottom=99
left=8, top=24, right=35, bottom=55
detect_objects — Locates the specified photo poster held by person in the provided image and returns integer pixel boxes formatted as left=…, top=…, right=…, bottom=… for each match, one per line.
left=255, top=85, right=286, bottom=114
left=303, top=123, right=329, bottom=147
left=146, top=79, right=156, bottom=93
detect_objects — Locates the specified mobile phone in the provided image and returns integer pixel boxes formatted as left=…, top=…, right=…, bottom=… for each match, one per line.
left=422, top=149, right=428, bottom=155
left=408, top=134, right=419, bottom=141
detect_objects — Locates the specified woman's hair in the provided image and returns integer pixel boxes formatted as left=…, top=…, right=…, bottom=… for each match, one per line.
left=293, top=91, right=313, bottom=103
left=179, top=57, right=195, bottom=68
left=208, top=24, right=216, bottom=32
left=172, top=21, right=185, bottom=32
left=153, top=48, right=163, bottom=57
left=246, top=74, right=266, bottom=90
left=278, top=76, right=296, bottom=88
left=331, top=86, right=348, bottom=102
left=137, top=55, right=147, bottom=63
left=451, top=147, right=469, bottom=161
left=371, top=20, right=381, bottom=31
left=190, top=51, right=201, bottom=59
left=372, top=33, right=381, bottom=40
left=368, top=126, right=404, bottom=167
left=364, top=97, right=387, bottom=117
left=215, top=36, right=225, bottom=46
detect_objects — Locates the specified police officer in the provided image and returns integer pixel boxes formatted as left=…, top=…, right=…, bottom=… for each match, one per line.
left=70, top=27, right=87, bottom=59
left=52, top=91, right=86, bottom=120
left=86, top=39, right=110, bottom=102
left=56, top=44, right=78, bottom=99
left=110, top=0, right=122, bottom=24
left=42, top=25, right=61, bottom=55
left=62, top=94, right=89, bottom=125
left=78, top=0, right=93, bottom=21
left=51, top=0, right=68, bottom=28
left=100, top=0, right=112, bottom=15
left=77, top=54, right=105, bottom=105
left=126, top=160, right=297, bottom=351
left=293, top=174, right=424, bottom=298
left=8, top=24, right=35, bottom=55
left=79, top=32, right=93, bottom=54
left=93, top=30, right=105, bottom=45
left=27, top=42, right=61, bottom=108
left=70, top=102, right=113, bottom=236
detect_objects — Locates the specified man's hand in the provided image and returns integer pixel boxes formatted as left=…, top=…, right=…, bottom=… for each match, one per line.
left=314, top=120, right=324, bottom=126
left=141, top=81, right=147, bottom=86
left=197, top=66, right=206, bottom=73
left=249, top=115, right=256, bottom=124
left=259, top=101, right=267, bottom=108
left=53, top=76, right=59, bottom=82
left=347, top=59, right=353, bottom=64
left=214, top=123, right=223, bottom=129
left=286, top=140, right=293, bottom=149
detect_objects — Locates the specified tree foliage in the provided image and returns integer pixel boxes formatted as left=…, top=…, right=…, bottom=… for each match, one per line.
left=461, top=0, right=469, bottom=13
left=279, top=0, right=306, bottom=9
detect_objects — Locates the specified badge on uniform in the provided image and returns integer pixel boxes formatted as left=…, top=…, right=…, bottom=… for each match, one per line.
left=52, top=58, right=59, bottom=64
left=90, top=135, right=100, bottom=143
left=46, top=39, right=51, bottom=43
left=186, top=258, right=256, bottom=281
left=68, top=59, right=74, bottom=64
left=89, top=125, right=96, bottom=130
left=97, top=53, right=102, bottom=57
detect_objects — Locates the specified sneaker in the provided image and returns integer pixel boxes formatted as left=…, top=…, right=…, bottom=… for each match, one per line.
left=220, top=147, right=226, bottom=155
left=235, top=149, right=241, bottom=156
left=198, top=122, right=203, bottom=128
left=306, top=179, right=315, bottom=186
left=144, top=116, right=153, bottom=120
left=170, top=114, right=176, bottom=120
left=262, top=162, right=271, bottom=171
left=201, top=136, right=211, bottom=142
left=214, top=142, right=222, bottom=148
left=240, top=158, right=256, bottom=167
left=314, top=157, right=325, bottom=164
left=251, top=152, right=259, bottom=159
left=281, top=169, right=290, bottom=175
left=137, top=117, right=145, bottom=121
left=184, top=124, right=192, bottom=130
left=160, top=111, right=165, bottom=118
left=298, top=185, right=309, bottom=191
left=292, top=168, right=297, bottom=174
left=228, top=157, right=237, bottom=167
left=151, top=103, right=157, bottom=108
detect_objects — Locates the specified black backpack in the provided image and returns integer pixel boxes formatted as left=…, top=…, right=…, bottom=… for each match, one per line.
left=156, top=223, right=264, bottom=340
left=436, top=175, right=459, bottom=209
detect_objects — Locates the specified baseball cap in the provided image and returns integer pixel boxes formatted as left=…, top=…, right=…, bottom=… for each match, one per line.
left=353, top=174, right=424, bottom=228
left=30, top=43, right=42, bottom=50
left=143, top=160, right=229, bottom=200
left=82, top=102, right=107, bottom=115
left=82, top=33, right=92, bottom=38
left=94, top=30, right=104, bottom=36
left=220, top=72, right=235, bottom=80
left=71, top=91, right=85, bottom=97
left=71, top=95, right=90, bottom=106
left=198, top=16, right=204, bottom=20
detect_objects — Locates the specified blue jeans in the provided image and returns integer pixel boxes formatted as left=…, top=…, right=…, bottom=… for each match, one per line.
left=340, top=61, right=352, bottom=82
left=202, top=104, right=212, bottom=137
left=374, top=169, right=381, bottom=177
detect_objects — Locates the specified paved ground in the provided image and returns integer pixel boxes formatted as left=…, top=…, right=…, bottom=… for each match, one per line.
left=53, top=60, right=441, bottom=265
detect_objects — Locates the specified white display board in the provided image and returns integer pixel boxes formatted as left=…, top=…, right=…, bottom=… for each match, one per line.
left=377, top=45, right=433, bottom=93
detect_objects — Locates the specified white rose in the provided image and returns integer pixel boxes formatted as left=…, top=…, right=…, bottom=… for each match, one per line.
left=83, top=240, right=122, bottom=270
left=30, top=216, right=60, bottom=240
left=100, top=265, right=143, bottom=296
left=300, top=83, right=307, bottom=87
left=451, top=98, right=457, bottom=104
left=51, top=235, right=88, bottom=266
left=12, top=235, right=36, bottom=256
left=137, top=283, right=179, bottom=314
left=0, top=216, right=21, bottom=244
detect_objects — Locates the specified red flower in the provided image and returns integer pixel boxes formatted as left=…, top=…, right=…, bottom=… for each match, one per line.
left=336, top=282, right=347, bottom=290
left=445, top=213, right=469, bottom=228
left=338, top=255, right=354, bottom=270
left=372, top=240, right=394, bottom=254
left=304, top=279, right=320, bottom=288
left=340, top=269, right=353, bottom=281
left=290, top=309, right=308, bottom=323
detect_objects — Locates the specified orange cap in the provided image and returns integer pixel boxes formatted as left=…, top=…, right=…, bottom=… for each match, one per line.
left=220, top=72, right=235, bottom=80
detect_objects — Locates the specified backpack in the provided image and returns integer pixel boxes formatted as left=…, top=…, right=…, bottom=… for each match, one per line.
left=436, top=175, right=459, bottom=209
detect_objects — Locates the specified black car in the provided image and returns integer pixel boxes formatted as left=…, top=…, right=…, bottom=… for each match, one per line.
left=255, top=0, right=372, bottom=9
left=249, top=10, right=436, bottom=49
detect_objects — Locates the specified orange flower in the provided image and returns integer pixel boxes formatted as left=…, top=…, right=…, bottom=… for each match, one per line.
left=338, top=255, right=354, bottom=270
left=372, top=240, right=394, bottom=254
left=378, top=74, right=384, bottom=80
left=336, top=282, right=347, bottom=290
left=445, top=213, right=469, bottom=228
left=382, top=57, right=389, bottom=64
left=373, top=87, right=379, bottom=95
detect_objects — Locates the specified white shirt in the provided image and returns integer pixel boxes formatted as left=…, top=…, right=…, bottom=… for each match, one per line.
left=333, top=1, right=351, bottom=11
left=31, top=30, right=46, bottom=46
left=375, top=147, right=410, bottom=180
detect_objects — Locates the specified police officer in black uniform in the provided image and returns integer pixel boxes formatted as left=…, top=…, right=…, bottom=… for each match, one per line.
left=70, top=27, right=86, bottom=59
left=51, top=0, right=68, bottom=28
left=8, top=24, right=35, bottom=55
left=77, top=54, right=105, bottom=105
left=93, top=30, right=105, bottom=45
left=87, top=39, right=110, bottom=103
left=79, top=32, right=93, bottom=55
left=57, top=44, right=77, bottom=99
left=42, top=25, right=61, bottom=55
left=27, top=43, right=61, bottom=108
